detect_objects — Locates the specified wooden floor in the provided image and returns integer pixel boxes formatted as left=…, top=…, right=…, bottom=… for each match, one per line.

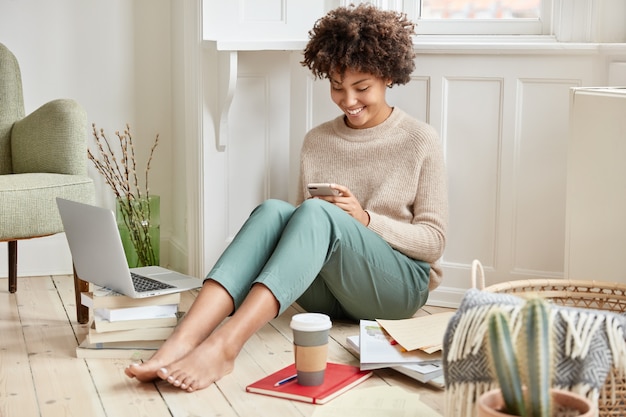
left=1, top=274, right=453, bottom=417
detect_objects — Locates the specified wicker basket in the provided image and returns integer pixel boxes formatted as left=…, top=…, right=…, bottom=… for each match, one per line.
left=471, top=260, right=626, bottom=417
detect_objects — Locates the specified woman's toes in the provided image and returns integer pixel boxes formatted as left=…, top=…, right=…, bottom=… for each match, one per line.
left=157, top=367, right=169, bottom=380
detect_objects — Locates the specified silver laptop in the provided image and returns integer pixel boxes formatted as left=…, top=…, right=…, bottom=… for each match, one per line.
left=56, top=198, right=202, bottom=298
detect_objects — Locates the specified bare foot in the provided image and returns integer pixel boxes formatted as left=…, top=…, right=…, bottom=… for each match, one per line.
left=125, top=279, right=237, bottom=384
left=125, top=337, right=197, bottom=382
left=156, top=333, right=239, bottom=392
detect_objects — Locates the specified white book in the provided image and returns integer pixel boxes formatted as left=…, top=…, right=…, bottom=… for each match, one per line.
left=95, top=303, right=178, bottom=322
left=93, top=313, right=178, bottom=332
left=76, top=338, right=162, bottom=360
left=87, top=323, right=175, bottom=344
left=81, top=287, right=180, bottom=309
left=346, top=335, right=444, bottom=387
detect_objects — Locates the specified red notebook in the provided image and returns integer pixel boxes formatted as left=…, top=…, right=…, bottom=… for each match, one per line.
left=246, top=362, right=372, bottom=405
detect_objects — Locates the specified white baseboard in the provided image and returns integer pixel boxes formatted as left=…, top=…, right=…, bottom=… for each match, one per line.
left=426, top=285, right=467, bottom=309
left=0, top=234, right=73, bottom=278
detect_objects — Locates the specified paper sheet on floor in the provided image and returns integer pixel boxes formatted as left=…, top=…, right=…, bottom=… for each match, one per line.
left=377, top=311, right=455, bottom=353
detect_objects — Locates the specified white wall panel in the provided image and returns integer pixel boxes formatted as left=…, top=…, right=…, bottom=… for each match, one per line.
left=227, top=75, right=270, bottom=238
left=566, top=88, right=626, bottom=282
left=512, top=79, right=580, bottom=276
left=443, top=78, right=503, bottom=268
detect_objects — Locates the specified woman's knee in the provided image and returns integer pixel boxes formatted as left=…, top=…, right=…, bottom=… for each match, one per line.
left=253, top=199, right=295, bottom=219
left=297, top=198, right=342, bottom=220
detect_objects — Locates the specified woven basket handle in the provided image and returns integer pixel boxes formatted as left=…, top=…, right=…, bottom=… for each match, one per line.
left=471, top=259, right=486, bottom=290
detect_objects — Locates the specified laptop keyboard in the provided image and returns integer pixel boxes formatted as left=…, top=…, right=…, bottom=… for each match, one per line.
left=131, top=272, right=176, bottom=292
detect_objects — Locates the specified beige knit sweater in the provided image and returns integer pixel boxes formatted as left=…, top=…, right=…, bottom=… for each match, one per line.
left=296, top=108, right=448, bottom=290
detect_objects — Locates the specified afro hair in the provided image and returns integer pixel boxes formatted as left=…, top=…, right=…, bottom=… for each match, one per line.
left=301, top=3, right=416, bottom=86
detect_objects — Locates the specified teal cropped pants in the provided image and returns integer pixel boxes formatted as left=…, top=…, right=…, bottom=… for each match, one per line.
left=206, top=199, right=430, bottom=320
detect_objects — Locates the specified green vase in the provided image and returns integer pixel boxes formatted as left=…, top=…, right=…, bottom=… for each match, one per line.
left=116, top=195, right=160, bottom=267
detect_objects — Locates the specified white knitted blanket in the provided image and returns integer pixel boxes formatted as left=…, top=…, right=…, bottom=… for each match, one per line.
left=442, top=289, right=626, bottom=417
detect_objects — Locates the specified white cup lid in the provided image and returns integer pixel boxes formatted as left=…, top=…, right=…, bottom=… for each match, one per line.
left=290, top=313, right=332, bottom=332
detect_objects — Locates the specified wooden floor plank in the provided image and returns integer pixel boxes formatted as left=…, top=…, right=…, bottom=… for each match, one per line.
left=14, top=276, right=69, bottom=327
left=0, top=281, right=40, bottom=417
left=159, top=380, right=240, bottom=417
left=86, top=359, right=172, bottom=417
left=17, top=277, right=106, bottom=417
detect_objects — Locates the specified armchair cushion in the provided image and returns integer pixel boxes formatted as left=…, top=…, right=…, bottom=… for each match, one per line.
left=12, top=99, right=88, bottom=175
left=0, top=173, right=94, bottom=240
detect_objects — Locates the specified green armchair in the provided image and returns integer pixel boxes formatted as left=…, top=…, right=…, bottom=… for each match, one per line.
left=0, top=42, right=95, bottom=323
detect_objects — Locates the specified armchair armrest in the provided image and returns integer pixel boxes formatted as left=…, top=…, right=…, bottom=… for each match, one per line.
left=11, top=98, right=88, bottom=175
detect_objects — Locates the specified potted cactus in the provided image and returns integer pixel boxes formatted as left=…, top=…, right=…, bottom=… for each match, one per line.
left=477, top=297, right=594, bottom=417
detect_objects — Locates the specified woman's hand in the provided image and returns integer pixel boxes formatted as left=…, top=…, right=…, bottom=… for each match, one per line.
left=309, top=183, right=370, bottom=226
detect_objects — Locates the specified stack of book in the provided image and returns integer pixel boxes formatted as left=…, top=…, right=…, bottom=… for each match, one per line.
left=76, top=287, right=180, bottom=360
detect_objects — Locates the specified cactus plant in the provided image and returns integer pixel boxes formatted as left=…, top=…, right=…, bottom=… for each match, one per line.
left=486, top=296, right=553, bottom=417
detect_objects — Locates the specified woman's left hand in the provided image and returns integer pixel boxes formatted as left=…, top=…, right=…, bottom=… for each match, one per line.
left=310, top=183, right=370, bottom=226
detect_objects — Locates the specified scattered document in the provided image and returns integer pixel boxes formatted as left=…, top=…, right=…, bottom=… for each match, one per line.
left=376, top=311, right=455, bottom=353
left=358, top=320, right=441, bottom=371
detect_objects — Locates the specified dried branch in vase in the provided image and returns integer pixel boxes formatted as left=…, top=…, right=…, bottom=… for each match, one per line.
left=88, top=123, right=160, bottom=267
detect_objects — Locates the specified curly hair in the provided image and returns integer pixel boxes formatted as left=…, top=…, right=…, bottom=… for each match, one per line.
left=301, top=4, right=416, bottom=86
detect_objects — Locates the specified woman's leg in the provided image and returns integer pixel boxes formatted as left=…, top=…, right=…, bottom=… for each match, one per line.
left=156, top=282, right=279, bottom=392
left=298, top=233, right=430, bottom=320
left=125, top=279, right=235, bottom=382
left=207, top=199, right=296, bottom=310
left=125, top=200, right=296, bottom=382
left=256, top=198, right=430, bottom=320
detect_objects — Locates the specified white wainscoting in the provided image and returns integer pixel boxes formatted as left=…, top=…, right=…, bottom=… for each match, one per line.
left=200, top=50, right=293, bottom=274
left=201, top=42, right=626, bottom=307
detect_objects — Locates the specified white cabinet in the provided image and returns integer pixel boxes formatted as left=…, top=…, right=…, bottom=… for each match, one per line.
left=565, top=87, right=626, bottom=282
left=203, top=0, right=328, bottom=50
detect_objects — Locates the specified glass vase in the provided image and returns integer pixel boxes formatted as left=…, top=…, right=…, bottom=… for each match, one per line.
left=116, top=195, right=160, bottom=268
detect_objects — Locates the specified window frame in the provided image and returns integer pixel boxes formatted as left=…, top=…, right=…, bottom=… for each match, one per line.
left=418, top=0, right=550, bottom=36
left=342, top=0, right=553, bottom=37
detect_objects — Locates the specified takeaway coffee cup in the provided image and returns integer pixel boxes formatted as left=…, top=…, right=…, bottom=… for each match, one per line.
left=290, top=313, right=332, bottom=386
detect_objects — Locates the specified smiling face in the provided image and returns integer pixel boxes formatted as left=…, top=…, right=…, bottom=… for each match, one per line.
left=330, top=69, right=392, bottom=129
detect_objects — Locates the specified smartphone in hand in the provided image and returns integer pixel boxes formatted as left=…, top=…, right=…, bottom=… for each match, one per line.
left=307, top=183, right=340, bottom=196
